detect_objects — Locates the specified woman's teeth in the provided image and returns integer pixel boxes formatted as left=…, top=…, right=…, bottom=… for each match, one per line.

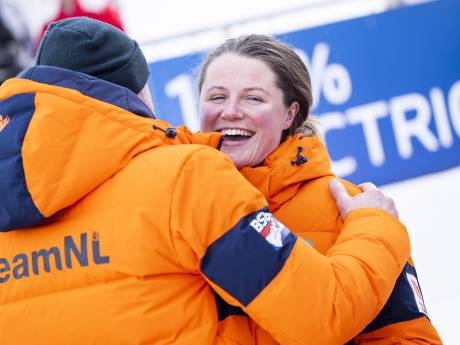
left=220, top=129, right=254, bottom=137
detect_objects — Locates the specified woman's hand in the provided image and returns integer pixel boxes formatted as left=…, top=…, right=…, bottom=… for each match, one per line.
left=329, top=179, right=399, bottom=220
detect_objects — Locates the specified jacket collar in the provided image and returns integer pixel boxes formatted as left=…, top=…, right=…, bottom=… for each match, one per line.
left=17, top=66, right=154, bottom=118
left=240, top=135, right=333, bottom=211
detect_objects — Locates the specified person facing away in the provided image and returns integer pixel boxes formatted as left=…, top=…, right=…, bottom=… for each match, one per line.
left=197, top=34, right=442, bottom=344
left=0, top=17, right=410, bottom=344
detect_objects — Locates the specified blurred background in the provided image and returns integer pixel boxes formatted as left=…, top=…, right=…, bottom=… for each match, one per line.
left=2, top=0, right=459, bottom=343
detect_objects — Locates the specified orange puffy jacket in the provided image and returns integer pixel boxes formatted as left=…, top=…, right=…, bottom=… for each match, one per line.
left=0, top=66, right=409, bottom=344
left=234, top=135, right=442, bottom=344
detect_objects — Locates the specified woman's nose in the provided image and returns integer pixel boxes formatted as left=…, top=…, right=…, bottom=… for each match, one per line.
left=221, top=100, right=244, bottom=120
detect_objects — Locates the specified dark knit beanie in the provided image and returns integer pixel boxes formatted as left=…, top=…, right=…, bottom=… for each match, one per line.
left=36, top=17, right=149, bottom=94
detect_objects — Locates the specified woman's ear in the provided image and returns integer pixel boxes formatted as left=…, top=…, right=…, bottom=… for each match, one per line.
left=283, top=101, right=300, bottom=129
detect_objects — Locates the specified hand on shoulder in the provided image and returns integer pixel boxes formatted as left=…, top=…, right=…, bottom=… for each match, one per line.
left=329, top=179, right=399, bottom=220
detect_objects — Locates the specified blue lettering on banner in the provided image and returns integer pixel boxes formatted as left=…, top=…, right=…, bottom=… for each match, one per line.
left=0, top=232, right=110, bottom=284
left=147, top=0, right=460, bottom=186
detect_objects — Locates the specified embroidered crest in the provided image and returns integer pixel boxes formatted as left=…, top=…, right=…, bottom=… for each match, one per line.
left=249, top=211, right=290, bottom=249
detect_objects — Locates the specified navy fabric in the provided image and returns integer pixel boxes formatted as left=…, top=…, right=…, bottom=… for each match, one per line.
left=214, top=291, right=248, bottom=321
left=0, top=93, right=45, bottom=231
left=362, top=263, right=428, bottom=333
left=17, top=66, right=154, bottom=118
left=201, top=207, right=297, bottom=307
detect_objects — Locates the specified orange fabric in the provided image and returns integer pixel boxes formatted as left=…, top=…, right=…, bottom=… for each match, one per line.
left=236, top=135, right=441, bottom=344
left=0, top=76, right=410, bottom=344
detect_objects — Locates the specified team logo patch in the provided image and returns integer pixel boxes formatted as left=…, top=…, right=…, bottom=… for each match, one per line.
left=406, top=272, right=428, bottom=315
left=0, top=115, right=11, bottom=132
left=249, top=212, right=290, bottom=249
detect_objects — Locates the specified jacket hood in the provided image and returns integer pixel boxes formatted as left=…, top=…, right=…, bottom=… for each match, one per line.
left=0, top=66, right=220, bottom=231
left=240, top=135, right=333, bottom=211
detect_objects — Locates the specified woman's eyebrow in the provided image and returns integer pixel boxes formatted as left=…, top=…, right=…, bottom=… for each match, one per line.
left=205, top=85, right=226, bottom=92
left=242, top=87, right=269, bottom=95
left=205, top=86, right=269, bottom=95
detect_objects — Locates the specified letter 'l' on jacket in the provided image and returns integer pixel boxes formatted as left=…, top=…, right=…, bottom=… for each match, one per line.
left=227, top=135, right=441, bottom=344
left=0, top=66, right=410, bottom=344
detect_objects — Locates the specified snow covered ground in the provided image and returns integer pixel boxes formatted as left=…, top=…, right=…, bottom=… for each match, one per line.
left=13, top=0, right=459, bottom=343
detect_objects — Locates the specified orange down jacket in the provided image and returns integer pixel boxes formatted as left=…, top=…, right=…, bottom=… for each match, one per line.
left=0, top=66, right=410, bottom=345
left=231, top=135, right=441, bottom=344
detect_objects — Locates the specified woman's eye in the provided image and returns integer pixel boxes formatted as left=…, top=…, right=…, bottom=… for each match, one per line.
left=210, top=95, right=225, bottom=101
left=247, top=96, right=263, bottom=102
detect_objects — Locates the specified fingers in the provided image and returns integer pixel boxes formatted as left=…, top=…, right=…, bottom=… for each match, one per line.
left=329, top=179, right=352, bottom=220
left=384, top=196, right=399, bottom=219
left=329, top=179, right=351, bottom=205
left=358, top=182, right=377, bottom=192
left=355, top=182, right=400, bottom=219
left=330, top=179, right=400, bottom=220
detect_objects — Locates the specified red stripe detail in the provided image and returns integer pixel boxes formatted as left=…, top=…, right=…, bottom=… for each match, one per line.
left=260, top=223, right=271, bottom=238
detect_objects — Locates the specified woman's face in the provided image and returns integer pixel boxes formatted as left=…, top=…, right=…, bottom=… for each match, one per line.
left=199, top=53, right=298, bottom=169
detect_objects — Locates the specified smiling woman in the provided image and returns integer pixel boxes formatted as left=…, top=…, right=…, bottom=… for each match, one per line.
left=199, top=53, right=300, bottom=168
left=198, top=35, right=313, bottom=169
left=197, top=34, right=442, bottom=344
